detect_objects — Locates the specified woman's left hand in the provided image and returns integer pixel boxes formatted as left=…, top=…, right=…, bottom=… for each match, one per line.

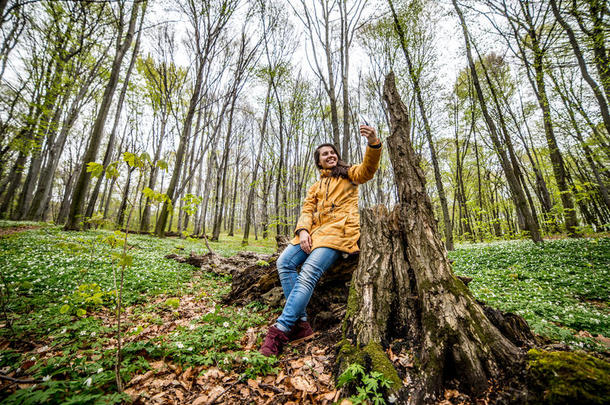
left=360, top=125, right=378, bottom=144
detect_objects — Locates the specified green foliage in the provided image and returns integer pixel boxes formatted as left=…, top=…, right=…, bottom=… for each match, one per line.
left=0, top=223, right=272, bottom=403
left=86, top=162, right=104, bottom=178
left=142, top=187, right=172, bottom=212
left=164, top=297, right=180, bottom=309
left=450, top=238, right=610, bottom=350
left=122, top=152, right=148, bottom=169
left=181, top=193, right=202, bottom=216
left=337, top=363, right=393, bottom=405
left=59, top=283, right=114, bottom=317
left=240, top=351, right=278, bottom=380
left=255, top=259, right=270, bottom=267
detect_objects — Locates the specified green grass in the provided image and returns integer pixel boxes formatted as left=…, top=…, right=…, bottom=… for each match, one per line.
left=449, top=237, right=610, bottom=349
left=0, top=223, right=276, bottom=404
left=0, top=222, right=608, bottom=403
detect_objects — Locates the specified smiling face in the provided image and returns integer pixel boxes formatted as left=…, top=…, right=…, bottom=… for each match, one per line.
left=317, top=146, right=338, bottom=169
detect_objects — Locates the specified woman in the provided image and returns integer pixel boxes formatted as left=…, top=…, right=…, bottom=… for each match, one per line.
left=260, top=125, right=382, bottom=356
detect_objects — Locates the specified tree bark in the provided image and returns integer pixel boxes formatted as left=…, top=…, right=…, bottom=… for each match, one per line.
left=550, top=0, right=610, bottom=139
left=453, top=0, right=542, bottom=243
left=64, top=1, right=141, bottom=230
left=388, top=0, right=454, bottom=251
left=242, top=81, right=271, bottom=244
left=338, top=72, right=525, bottom=403
left=85, top=7, right=144, bottom=223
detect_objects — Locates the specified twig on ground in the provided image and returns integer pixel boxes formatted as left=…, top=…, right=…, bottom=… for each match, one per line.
left=0, top=374, right=40, bottom=383
left=209, top=376, right=244, bottom=404
left=259, top=383, right=284, bottom=393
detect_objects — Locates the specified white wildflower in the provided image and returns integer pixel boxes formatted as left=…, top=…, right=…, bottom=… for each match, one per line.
left=175, top=342, right=184, bottom=349
left=42, top=375, right=51, bottom=382
left=223, top=357, right=231, bottom=364
left=222, top=321, right=230, bottom=328
left=84, top=377, right=92, bottom=387
left=30, top=356, right=35, bottom=361
left=187, top=347, right=193, bottom=352
left=242, top=356, right=249, bottom=362
left=388, top=393, right=397, bottom=403
left=80, top=330, right=87, bottom=336
left=97, top=368, right=103, bottom=374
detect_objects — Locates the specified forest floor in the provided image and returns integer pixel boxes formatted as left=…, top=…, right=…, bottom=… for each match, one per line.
left=0, top=221, right=608, bottom=404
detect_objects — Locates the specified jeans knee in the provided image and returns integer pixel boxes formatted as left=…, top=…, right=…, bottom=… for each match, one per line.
left=277, top=248, right=297, bottom=275
left=297, top=266, right=322, bottom=290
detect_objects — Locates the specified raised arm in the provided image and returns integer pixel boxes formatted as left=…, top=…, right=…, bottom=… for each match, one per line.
left=348, top=125, right=383, bottom=184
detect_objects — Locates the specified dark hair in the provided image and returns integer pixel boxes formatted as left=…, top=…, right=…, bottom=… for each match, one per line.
left=314, top=143, right=351, bottom=179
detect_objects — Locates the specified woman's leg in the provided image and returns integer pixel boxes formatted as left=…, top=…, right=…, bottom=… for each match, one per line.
left=275, top=247, right=341, bottom=332
left=276, top=243, right=308, bottom=301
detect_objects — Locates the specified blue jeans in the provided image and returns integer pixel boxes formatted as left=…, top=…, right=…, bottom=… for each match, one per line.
left=274, top=244, right=341, bottom=332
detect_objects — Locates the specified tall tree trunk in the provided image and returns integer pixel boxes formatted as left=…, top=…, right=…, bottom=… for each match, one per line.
left=198, top=151, right=216, bottom=236
left=85, top=9, right=144, bottom=223
left=261, top=169, right=270, bottom=239
left=578, top=0, right=610, bottom=103
left=140, top=119, right=166, bottom=232
left=388, top=0, right=454, bottom=250
left=0, top=151, right=26, bottom=216
left=227, top=142, right=242, bottom=237
left=528, top=30, right=579, bottom=236
left=550, top=0, right=610, bottom=138
left=340, top=72, right=524, bottom=404
left=453, top=0, right=542, bottom=243
left=65, top=1, right=142, bottom=230
left=155, top=56, right=204, bottom=237
left=116, top=167, right=135, bottom=228
left=56, top=164, right=79, bottom=224
left=211, top=95, right=238, bottom=241
left=242, top=82, right=271, bottom=244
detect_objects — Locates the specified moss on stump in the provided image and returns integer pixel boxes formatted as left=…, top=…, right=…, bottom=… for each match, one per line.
left=527, top=349, right=610, bottom=404
left=337, top=339, right=402, bottom=392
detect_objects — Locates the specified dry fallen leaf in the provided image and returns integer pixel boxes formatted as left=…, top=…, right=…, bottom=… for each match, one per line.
left=577, top=330, right=593, bottom=338
left=123, top=387, right=140, bottom=402
left=201, top=367, right=225, bottom=382
left=289, top=376, right=317, bottom=393
left=595, top=334, right=610, bottom=348
left=445, top=389, right=460, bottom=399
left=242, top=327, right=259, bottom=350
left=128, top=370, right=155, bottom=387
left=317, top=390, right=337, bottom=401
left=191, top=395, right=208, bottom=405
left=275, top=370, right=286, bottom=384
left=318, top=373, right=332, bottom=386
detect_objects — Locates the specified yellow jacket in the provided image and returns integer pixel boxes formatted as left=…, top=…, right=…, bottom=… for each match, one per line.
left=291, top=141, right=382, bottom=253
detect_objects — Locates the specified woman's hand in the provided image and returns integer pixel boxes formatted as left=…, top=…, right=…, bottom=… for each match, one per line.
left=360, top=125, right=378, bottom=145
left=299, top=229, right=312, bottom=254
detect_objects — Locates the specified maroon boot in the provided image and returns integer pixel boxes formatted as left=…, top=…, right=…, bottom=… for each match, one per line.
left=288, top=320, right=314, bottom=341
left=260, top=325, right=289, bottom=356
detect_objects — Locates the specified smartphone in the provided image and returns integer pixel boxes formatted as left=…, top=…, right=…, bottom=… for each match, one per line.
left=359, top=114, right=370, bottom=126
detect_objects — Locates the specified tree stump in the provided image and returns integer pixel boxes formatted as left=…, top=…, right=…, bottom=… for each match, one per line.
left=338, top=73, right=527, bottom=403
